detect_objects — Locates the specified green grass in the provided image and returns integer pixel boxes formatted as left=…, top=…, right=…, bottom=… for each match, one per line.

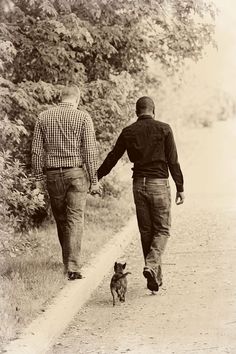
left=0, top=185, right=134, bottom=350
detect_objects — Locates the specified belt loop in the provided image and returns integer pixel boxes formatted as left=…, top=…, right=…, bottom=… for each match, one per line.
left=143, top=177, right=146, bottom=186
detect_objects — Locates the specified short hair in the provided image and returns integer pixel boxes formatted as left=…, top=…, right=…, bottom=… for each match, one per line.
left=136, top=96, right=155, bottom=114
left=61, top=85, right=80, bottom=100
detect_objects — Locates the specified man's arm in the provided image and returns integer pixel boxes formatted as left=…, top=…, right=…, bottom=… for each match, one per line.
left=81, top=114, right=99, bottom=187
left=165, top=126, right=184, bottom=204
left=32, top=119, right=44, bottom=183
left=97, top=132, right=126, bottom=180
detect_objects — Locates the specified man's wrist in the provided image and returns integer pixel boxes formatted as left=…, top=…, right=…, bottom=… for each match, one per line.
left=33, top=170, right=44, bottom=181
left=176, top=185, right=184, bottom=193
left=90, top=175, right=98, bottom=185
left=35, top=177, right=44, bottom=182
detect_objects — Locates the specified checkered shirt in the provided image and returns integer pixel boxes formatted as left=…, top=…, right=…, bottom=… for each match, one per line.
left=32, top=102, right=98, bottom=185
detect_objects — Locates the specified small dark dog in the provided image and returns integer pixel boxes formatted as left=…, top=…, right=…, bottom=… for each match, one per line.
left=110, top=262, right=131, bottom=306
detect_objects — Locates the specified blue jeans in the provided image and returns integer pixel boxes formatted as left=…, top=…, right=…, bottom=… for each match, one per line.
left=133, top=178, right=171, bottom=284
left=46, top=167, right=89, bottom=272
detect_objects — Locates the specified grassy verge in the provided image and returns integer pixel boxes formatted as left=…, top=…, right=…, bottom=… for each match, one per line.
left=0, top=173, right=134, bottom=350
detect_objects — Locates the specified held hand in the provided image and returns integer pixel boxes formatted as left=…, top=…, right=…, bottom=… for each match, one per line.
left=175, top=191, right=185, bottom=205
left=90, top=182, right=102, bottom=197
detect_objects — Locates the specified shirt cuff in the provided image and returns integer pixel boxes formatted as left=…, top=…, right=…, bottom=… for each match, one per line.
left=34, top=173, right=44, bottom=181
left=90, top=175, right=98, bottom=185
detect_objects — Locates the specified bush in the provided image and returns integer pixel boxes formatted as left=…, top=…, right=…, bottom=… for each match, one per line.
left=0, top=151, right=47, bottom=232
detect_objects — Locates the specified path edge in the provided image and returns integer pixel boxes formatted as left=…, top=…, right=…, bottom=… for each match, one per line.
left=4, top=216, right=138, bottom=354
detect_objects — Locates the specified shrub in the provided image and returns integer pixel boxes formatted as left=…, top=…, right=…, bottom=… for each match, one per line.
left=0, top=151, right=47, bottom=232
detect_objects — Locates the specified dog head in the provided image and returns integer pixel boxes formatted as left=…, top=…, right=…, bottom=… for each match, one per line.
left=114, top=262, right=126, bottom=273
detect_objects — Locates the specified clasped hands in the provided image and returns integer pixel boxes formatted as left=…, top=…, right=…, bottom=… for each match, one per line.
left=90, top=182, right=103, bottom=197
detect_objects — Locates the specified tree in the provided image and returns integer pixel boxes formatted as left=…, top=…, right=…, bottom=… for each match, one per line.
left=0, top=0, right=216, bottom=230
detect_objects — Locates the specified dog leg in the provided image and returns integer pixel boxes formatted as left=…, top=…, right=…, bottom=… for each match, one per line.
left=111, top=288, right=116, bottom=306
left=122, top=290, right=126, bottom=302
left=119, top=289, right=125, bottom=303
left=117, top=289, right=122, bottom=302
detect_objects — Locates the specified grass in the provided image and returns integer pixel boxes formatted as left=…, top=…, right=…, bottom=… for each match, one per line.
left=0, top=179, right=134, bottom=350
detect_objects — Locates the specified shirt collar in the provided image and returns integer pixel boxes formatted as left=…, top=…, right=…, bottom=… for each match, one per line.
left=137, top=114, right=154, bottom=121
left=58, top=102, right=75, bottom=108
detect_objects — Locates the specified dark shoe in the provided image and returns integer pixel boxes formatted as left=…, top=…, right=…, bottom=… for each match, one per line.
left=143, top=268, right=159, bottom=292
left=68, top=271, right=83, bottom=280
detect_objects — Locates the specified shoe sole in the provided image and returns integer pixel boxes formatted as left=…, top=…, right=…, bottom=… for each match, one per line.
left=143, top=269, right=159, bottom=292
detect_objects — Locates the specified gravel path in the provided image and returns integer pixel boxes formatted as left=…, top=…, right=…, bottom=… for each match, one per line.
left=49, top=120, right=236, bottom=354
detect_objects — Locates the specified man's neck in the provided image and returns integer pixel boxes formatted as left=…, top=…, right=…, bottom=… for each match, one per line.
left=61, top=99, right=78, bottom=108
left=138, top=112, right=154, bottom=119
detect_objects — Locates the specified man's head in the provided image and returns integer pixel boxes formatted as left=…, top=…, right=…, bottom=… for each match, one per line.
left=136, top=96, right=155, bottom=118
left=61, top=85, right=80, bottom=107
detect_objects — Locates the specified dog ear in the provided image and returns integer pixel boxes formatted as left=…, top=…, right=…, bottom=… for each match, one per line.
left=114, top=262, right=117, bottom=270
left=122, top=263, right=126, bottom=269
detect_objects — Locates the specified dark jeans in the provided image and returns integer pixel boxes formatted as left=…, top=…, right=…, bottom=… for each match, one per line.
left=46, top=167, right=89, bottom=273
left=133, top=178, right=171, bottom=284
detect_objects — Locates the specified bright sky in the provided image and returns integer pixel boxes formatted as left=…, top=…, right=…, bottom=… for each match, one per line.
left=192, top=0, right=236, bottom=95
left=216, top=0, right=236, bottom=93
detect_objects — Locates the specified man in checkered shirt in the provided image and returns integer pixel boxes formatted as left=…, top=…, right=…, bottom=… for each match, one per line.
left=32, top=85, right=101, bottom=280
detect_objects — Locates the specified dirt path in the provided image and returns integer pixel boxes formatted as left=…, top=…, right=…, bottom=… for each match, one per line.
left=49, top=120, right=236, bottom=354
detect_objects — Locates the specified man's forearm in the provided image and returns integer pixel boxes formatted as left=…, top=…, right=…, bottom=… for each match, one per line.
left=97, top=133, right=126, bottom=180
left=97, top=149, right=124, bottom=180
left=86, top=161, right=98, bottom=186
left=165, top=127, right=184, bottom=192
left=168, top=162, right=184, bottom=192
left=97, top=151, right=116, bottom=180
left=32, top=153, right=44, bottom=181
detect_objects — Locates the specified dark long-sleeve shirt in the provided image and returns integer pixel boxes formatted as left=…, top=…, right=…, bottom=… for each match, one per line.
left=97, top=115, right=184, bottom=192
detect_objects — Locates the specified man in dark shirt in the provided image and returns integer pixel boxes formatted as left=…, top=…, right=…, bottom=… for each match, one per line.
left=98, top=96, right=184, bottom=292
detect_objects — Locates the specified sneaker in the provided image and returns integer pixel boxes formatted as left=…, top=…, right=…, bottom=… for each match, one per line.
left=143, top=268, right=159, bottom=292
left=68, top=271, right=83, bottom=280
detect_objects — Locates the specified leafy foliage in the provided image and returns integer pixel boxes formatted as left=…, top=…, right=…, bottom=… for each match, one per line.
left=0, top=0, right=216, bottom=230
left=0, top=150, right=46, bottom=231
